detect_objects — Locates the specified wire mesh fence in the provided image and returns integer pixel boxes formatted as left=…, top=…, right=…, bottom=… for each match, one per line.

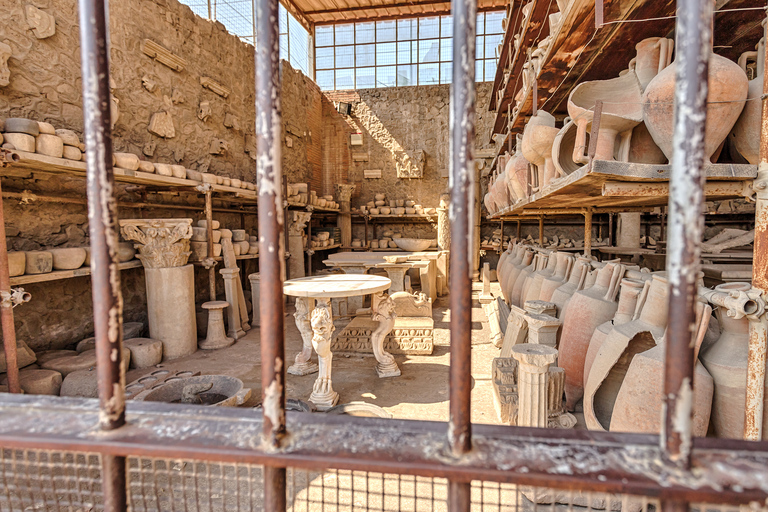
left=0, top=448, right=760, bottom=512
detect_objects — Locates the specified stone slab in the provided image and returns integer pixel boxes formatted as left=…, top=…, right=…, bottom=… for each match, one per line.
left=333, top=316, right=433, bottom=355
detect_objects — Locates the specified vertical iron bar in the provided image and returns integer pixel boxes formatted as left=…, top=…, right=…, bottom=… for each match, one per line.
left=449, top=0, right=475, bottom=508
left=0, top=179, right=20, bottom=394
left=517, top=220, right=521, bottom=239
left=663, top=0, right=711, bottom=469
left=77, top=0, right=126, bottom=509
left=538, top=216, right=544, bottom=244
left=205, top=189, right=216, bottom=301
left=745, top=6, right=768, bottom=441
left=584, top=209, right=593, bottom=257
left=256, top=0, right=287, bottom=506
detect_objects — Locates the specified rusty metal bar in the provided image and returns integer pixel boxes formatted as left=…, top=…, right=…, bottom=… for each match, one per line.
left=584, top=209, right=593, bottom=256
left=2, top=395, right=768, bottom=504
left=745, top=9, right=768, bottom=440
left=538, top=216, right=544, bottom=243
left=256, top=0, right=287, bottom=505
left=449, top=0, right=476, bottom=506
left=77, top=0, right=127, bottom=508
left=516, top=219, right=521, bottom=239
left=663, top=0, right=711, bottom=471
left=0, top=178, right=20, bottom=394
left=205, top=188, right=216, bottom=301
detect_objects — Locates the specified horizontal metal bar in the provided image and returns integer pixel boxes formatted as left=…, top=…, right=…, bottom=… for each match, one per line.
left=0, top=395, right=767, bottom=503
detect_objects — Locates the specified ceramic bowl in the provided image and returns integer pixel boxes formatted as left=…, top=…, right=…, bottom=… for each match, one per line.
left=393, top=238, right=432, bottom=251
left=50, top=248, right=87, bottom=270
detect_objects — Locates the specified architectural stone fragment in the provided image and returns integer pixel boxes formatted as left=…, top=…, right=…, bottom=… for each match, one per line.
left=511, top=344, right=558, bottom=428
left=0, top=41, right=11, bottom=87
left=148, top=111, right=175, bottom=138
left=198, top=101, right=211, bottom=121
left=200, top=76, right=230, bottom=98
left=141, top=39, right=186, bottom=71
left=26, top=6, right=55, bottom=39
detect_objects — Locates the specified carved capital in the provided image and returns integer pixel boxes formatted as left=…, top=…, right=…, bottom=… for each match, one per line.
left=336, top=184, right=356, bottom=202
left=119, top=218, right=193, bottom=268
left=289, top=211, right=312, bottom=236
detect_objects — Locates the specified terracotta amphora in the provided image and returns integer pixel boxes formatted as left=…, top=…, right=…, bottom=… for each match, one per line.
left=550, top=255, right=591, bottom=318
left=631, top=37, right=674, bottom=92
left=511, top=134, right=530, bottom=200
left=729, top=18, right=766, bottom=164
left=522, top=251, right=559, bottom=305
left=503, top=152, right=526, bottom=203
left=583, top=278, right=646, bottom=397
left=496, top=242, right=516, bottom=285
left=502, top=248, right=533, bottom=304
left=539, top=252, right=574, bottom=302
left=700, top=282, right=765, bottom=439
left=559, top=261, right=624, bottom=410
left=509, top=252, right=546, bottom=307
left=643, top=42, right=749, bottom=161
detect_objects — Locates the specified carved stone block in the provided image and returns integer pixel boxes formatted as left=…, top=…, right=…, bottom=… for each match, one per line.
left=200, top=76, right=230, bottom=98
left=209, top=139, right=229, bottom=155
left=119, top=218, right=193, bottom=269
left=492, top=357, right=518, bottom=424
left=142, top=39, right=186, bottom=72
left=333, top=316, right=433, bottom=355
left=0, top=41, right=10, bottom=87
left=198, top=101, right=211, bottom=122
left=148, top=111, right=175, bottom=138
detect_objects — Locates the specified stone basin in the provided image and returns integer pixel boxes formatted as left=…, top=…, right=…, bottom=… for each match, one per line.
left=50, top=248, right=87, bottom=270
left=393, top=238, right=432, bottom=252
left=141, top=375, right=251, bottom=407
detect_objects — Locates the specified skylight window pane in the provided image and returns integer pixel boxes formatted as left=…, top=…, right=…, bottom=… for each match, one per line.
left=356, top=44, right=375, bottom=67
left=419, top=39, right=439, bottom=63
left=377, top=66, right=397, bottom=87
left=316, top=70, right=334, bottom=90
left=418, top=62, right=439, bottom=85
left=485, top=11, right=505, bottom=34
left=397, top=41, right=413, bottom=65
left=440, top=15, right=453, bottom=38
left=419, top=17, right=439, bottom=39
left=356, top=22, right=375, bottom=44
left=377, top=20, right=396, bottom=42
left=377, top=42, right=396, bottom=66
left=398, top=19, right=417, bottom=40
left=356, top=67, right=376, bottom=89
left=439, top=38, right=452, bottom=62
left=397, top=64, right=417, bottom=86
left=335, top=24, right=354, bottom=45
left=316, top=47, right=334, bottom=69
left=316, top=26, right=334, bottom=47
left=336, top=69, right=354, bottom=89
left=336, top=45, right=354, bottom=68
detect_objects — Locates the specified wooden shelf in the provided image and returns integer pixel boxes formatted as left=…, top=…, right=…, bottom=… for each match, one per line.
left=287, top=201, right=340, bottom=213
left=0, top=150, right=259, bottom=204
left=10, top=260, right=143, bottom=286
left=490, top=161, right=757, bottom=217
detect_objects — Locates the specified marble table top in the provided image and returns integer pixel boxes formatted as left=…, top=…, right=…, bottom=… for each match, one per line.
left=283, top=274, right=392, bottom=298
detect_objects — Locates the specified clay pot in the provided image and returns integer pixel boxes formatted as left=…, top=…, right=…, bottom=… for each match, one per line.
left=50, top=248, right=87, bottom=270
left=380, top=206, right=392, bottom=215
left=502, top=248, right=534, bottom=304
left=700, top=282, right=764, bottom=438
left=522, top=111, right=560, bottom=191
left=484, top=193, right=495, bottom=215
left=511, top=134, right=530, bottom=199
left=631, top=37, right=674, bottom=92
left=552, top=120, right=584, bottom=178
left=395, top=199, right=404, bottom=207
left=374, top=193, right=385, bottom=201
left=610, top=347, right=713, bottom=436
left=627, top=122, right=667, bottom=164
left=729, top=19, right=766, bottom=164
left=550, top=256, right=592, bottom=319
left=569, top=70, right=644, bottom=164
left=509, top=252, right=542, bottom=307
left=8, top=251, right=25, bottom=277
left=522, top=251, right=558, bottom=305
left=559, top=262, right=623, bottom=410
left=369, top=208, right=380, bottom=215
left=496, top=243, right=516, bottom=284
left=584, top=274, right=672, bottom=431
left=643, top=48, right=749, bottom=161
left=117, top=242, right=136, bottom=262
left=538, top=252, right=574, bottom=301
left=502, top=152, right=525, bottom=203
left=583, top=278, right=646, bottom=394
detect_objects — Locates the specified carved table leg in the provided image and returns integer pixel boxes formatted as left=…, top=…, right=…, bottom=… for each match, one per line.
left=308, top=298, right=339, bottom=410
left=371, top=292, right=400, bottom=378
left=287, top=297, right=318, bottom=376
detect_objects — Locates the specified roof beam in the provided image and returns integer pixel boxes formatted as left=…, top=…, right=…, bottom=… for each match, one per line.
left=280, top=0, right=313, bottom=32
left=310, top=2, right=504, bottom=24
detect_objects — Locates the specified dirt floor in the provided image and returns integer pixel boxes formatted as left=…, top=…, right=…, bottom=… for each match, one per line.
left=126, top=281, right=504, bottom=425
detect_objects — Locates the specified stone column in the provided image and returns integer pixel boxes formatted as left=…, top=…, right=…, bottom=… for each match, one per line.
left=525, top=313, right=561, bottom=348
left=248, top=273, right=260, bottom=327
left=511, top=344, right=558, bottom=428
left=220, top=268, right=246, bottom=340
left=120, top=218, right=197, bottom=361
left=337, top=184, right=355, bottom=248
left=547, top=367, right=577, bottom=429
left=288, top=211, right=311, bottom=279
left=437, top=194, right=451, bottom=294
left=617, top=212, right=642, bottom=248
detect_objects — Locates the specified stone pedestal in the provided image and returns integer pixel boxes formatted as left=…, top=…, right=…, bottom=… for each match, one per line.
left=144, top=265, right=197, bottom=360
left=288, top=211, right=311, bottom=280
left=380, top=265, right=407, bottom=293
left=248, top=273, right=260, bottom=327
left=288, top=297, right=319, bottom=376
left=120, top=218, right=196, bottom=361
left=617, top=212, right=641, bottom=248
left=220, top=268, right=246, bottom=340
left=199, top=301, right=234, bottom=350
left=511, top=344, right=558, bottom=428
left=337, top=184, right=355, bottom=248
left=526, top=313, right=561, bottom=348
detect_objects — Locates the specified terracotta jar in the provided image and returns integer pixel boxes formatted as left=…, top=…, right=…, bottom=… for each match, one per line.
left=522, top=251, right=558, bottom=305
left=509, top=252, right=541, bottom=307
left=700, top=282, right=759, bottom=438
left=729, top=18, right=766, bottom=165
left=643, top=42, right=749, bottom=161
left=496, top=242, right=516, bottom=285
left=631, top=37, right=674, bottom=91
left=610, top=346, right=713, bottom=436
left=550, top=256, right=591, bottom=318
left=522, top=111, right=559, bottom=191
left=510, top=252, right=543, bottom=307
left=511, top=134, right=530, bottom=200
left=583, top=278, right=646, bottom=394
left=503, top=153, right=525, bottom=203
left=559, top=262, right=623, bottom=410
left=539, top=252, right=574, bottom=302
left=502, top=248, right=533, bottom=304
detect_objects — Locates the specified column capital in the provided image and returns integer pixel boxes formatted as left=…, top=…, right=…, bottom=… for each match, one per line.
left=336, top=184, right=356, bottom=202
left=511, top=344, right=557, bottom=373
left=119, top=218, right=193, bottom=268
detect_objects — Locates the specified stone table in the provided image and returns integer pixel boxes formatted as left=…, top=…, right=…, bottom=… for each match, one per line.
left=283, top=274, right=393, bottom=410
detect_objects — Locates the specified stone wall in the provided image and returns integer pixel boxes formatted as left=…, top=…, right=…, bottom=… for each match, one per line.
left=0, top=0, right=312, bottom=351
